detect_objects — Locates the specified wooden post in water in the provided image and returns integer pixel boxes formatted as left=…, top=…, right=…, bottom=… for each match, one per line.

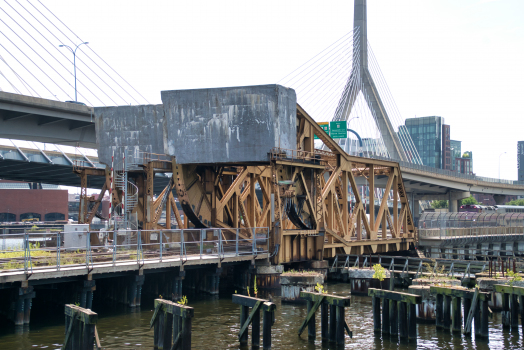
left=463, top=297, right=471, bottom=330
left=520, top=295, right=524, bottom=332
left=150, top=298, right=194, bottom=350
left=398, top=301, right=407, bottom=339
left=329, top=304, right=337, bottom=342
left=511, top=294, right=519, bottom=329
left=372, top=297, right=381, bottom=332
left=502, top=292, right=510, bottom=328
left=443, top=296, right=451, bottom=330
left=307, top=300, right=315, bottom=341
left=63, top=304, right=99, bottom=350
left=239, top=305, right=249, bottom=346
left=298, top=292, right=351, bottom=346
left=451, top=297, right=462, bottom=333
left=480, top=299, right=489, bottom=338
left=232, top=294, right=276, bottom=349
left=435, top=294, right=443, bottom=328
left=389, top=299, right=398, bottom=336
left=368, top=289, right=421, bottom=342
left=321, top=303, right=329, bottom=341
left=381, top=298, right=390, bottom=334
left=407, top=303, right=417, bottom=341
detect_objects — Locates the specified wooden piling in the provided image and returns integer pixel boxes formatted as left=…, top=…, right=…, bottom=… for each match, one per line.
left=239, top=305, right=249, bottom=346
left=63, top=304, right=98, bottom=350
left=389, top=299, right=398, bottom=336
left=329, top=304, right=337, bottom=342
left=511, top=294, right=519, bottom=329
left=443, top=296, right=451, bottom=330
left=407, top=303, right=417, bottom=341
left=463, top=297, right=471, bottom=330
left=452, top=297, right=462, bottom=333
left=435, top=294, right=443, bottom=328
left=369, top=289, right=421, bottom=341
left=252, top=306, right=261, bottom=346
left=306, top=300, right=315, bottom=341
left=336, top=306, right=345, bottom=346
left=263, top=309, right=272, bottom=350
left=150, top=299, right=194, bottom=350
left=233, top=294, right=276, bottom=349
left=481, top=299, right=489, bottom=338
left=502, top=292, right=510, bottom=328
left=382, top=298, right=390, bottom=334
left=321, top=303, right=328, bottom=341
left=520, top=295, right=524, bottom=332
left=372, top=297, right=381, bottom=332
left=398, top=302, right=407, bottom=339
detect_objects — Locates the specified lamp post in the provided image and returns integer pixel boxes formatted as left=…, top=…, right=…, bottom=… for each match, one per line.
left=499, top=151, right=506, bottom=179
left=59, top=42, right=89, bottom=102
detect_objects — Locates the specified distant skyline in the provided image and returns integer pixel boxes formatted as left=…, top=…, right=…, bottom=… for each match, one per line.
left=0, top=0, right=522, bottom=180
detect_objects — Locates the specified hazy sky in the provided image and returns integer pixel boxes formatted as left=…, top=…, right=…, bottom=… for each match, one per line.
left=1, top=0, right=523, bottom=180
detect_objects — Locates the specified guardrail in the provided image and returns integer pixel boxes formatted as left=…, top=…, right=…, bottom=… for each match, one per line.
left=269, top=148, right=332, bottom=166
left=368, top=155, right=524, bottom=186
left=0, top=227, right=269, bottom=273
left=419, top=226, right=524, bottom=242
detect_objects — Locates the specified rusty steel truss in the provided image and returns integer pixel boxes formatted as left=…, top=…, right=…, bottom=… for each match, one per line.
left=75, top=104, right=416, bottom=264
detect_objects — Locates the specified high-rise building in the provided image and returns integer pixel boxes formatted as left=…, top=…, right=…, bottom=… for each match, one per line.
left=518, top=141, right=524, bottom=182
left=442, top=124, right=451, bottom=170
left=404, top=116, right=443, bottom=168
left=450, top=140, right=462, bottom=171
left=456, top=151, right=473, bottom=175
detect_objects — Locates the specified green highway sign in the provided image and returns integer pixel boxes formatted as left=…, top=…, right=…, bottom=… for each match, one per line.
left=314, top=122, right=330, bottom=139
left=329, top=120, right=347, bottom=139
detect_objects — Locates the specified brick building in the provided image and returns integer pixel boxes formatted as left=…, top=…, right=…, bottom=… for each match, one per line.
left=0, top=180, right=68, bottom=222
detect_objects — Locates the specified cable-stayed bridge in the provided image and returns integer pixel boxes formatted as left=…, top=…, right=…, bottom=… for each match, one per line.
left=0, top=0, right=523, bottom=223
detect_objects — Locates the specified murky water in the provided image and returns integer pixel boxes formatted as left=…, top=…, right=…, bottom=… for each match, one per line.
left=0, top=282, right=522, bottom=349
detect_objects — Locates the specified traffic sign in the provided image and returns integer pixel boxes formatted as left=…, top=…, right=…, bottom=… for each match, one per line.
left=329, top=121, right=347, bottom=139
left=314, top=122, right=329, bottom=139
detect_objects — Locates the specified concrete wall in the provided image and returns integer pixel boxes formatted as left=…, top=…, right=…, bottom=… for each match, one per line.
left=161, top=84, right=296, bottom=164
left=0, top=189, right=68, bottom=222
left=94, top=104, right=165, bottom=166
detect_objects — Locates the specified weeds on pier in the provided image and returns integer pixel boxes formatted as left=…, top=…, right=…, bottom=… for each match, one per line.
left=507, top=269, right=522, bottom=287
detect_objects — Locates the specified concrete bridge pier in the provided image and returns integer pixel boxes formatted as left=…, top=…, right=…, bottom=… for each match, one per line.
left=77, top=280, right=96, bottom=309
left=14, top=285, right=35, bottom=326
left=128, top=275, right=145, bottom=307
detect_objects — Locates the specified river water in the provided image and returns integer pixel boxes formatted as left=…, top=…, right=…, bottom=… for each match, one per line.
left=0, top=282, right=522, bottom=349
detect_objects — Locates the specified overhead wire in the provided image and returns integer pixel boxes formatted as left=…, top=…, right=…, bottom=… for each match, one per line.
left=0, top=13, right=74, bottom=100
left=0, top=53, right=31, bottom=95
left=4, top=1, right=100, bottom=105
left=36, top=0, right=150, bottom=105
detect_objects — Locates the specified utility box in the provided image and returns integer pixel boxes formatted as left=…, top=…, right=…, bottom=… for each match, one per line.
left=161, top=84, right=297, bottom=164
left=63, top=224, right=90, bottom=250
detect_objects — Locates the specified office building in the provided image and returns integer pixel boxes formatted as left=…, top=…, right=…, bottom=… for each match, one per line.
left=450, top=140, right=462, bottom=171
left=404, top=116, right=444, bottom=168
left=519, top=141, right=524, bottom=182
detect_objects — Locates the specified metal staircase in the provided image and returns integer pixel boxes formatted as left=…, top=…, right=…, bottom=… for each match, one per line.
left=112, top=150, right=139, bottom=230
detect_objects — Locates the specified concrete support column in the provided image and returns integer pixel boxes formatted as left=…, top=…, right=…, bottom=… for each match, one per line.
left=78, top=280, right=96, bottom=309
left=128, top=275, right=145, bottom=307
left=493, top=195, right=506, bottom=205
left=14, top=286, right=35, bottom=326
left=448, top=191, right=471, bottom=212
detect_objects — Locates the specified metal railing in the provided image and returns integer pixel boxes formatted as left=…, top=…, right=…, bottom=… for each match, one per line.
left=269, top=148, right=332, bottom=166
left=0, top=227, right=269, bottom=274
left=368, top=155, right=524, bottom=186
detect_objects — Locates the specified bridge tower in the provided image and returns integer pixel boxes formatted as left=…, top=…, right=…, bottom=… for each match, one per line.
left=335, top=0, right=407, bottom=161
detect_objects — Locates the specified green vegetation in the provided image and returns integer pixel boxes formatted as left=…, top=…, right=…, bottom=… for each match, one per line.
left=177, top=295, right=188, bottom=305
left=253, top=276, right=258, bottom=297
left=431, top=200, right=448, bottom=209
left=372, top=264, right=386, bottom=282
left=460, top=196, right=478, bottom=206
left=506, top=199, right=524, bottom=206
left=507, top=269, right=522, bottom=287
left=314, top=282, right=327, bottom=294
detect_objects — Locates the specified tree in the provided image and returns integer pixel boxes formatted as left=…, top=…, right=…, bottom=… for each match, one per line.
left=460, top=196, right=478, bottom=206
left=431, top=200, right=448, bottom=209
left=506, top=199, right=524, bottom=206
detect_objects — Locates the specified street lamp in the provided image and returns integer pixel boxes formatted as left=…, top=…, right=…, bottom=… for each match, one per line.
left=499, top=151, right=506, bottom=179
left=59, top=42, right=89, bottom=102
